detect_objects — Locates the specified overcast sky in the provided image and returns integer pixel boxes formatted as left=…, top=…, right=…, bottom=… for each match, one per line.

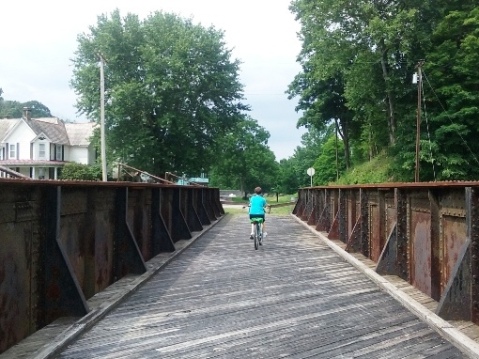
left=0, top=0, right=306, bottom=161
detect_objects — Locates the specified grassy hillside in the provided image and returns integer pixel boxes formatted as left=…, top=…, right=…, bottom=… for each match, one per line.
left=333, top=152, right=394, bottom=185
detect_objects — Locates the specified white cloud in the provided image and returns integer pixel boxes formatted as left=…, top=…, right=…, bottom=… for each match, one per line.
left=0, top=0, right=304, bottom=160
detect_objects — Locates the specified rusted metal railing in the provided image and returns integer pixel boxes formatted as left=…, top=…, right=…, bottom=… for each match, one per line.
left=117, top=163, right=176, bottom=184
left=164, top=171, right=206, bottom=187
left=0, top=165, right=31, bottom=179
left=294, top=182, right=479, bottom=325
left=0, top=179, right=223, bottom=354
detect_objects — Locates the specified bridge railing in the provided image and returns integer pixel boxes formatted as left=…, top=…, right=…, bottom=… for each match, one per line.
left=294, top=182, right=479, bottom=325
left=0, top=179, right=223, bottom=354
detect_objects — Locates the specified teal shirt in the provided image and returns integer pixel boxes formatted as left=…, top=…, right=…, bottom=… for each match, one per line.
left=249, top=194, right=267, bottom=215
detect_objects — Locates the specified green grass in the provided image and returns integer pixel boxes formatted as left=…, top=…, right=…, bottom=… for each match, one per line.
left=223, top=208, right=295, bottom=216
left=335, top=152, right=393, bottom=185
left=229, top=196, right=247, bottom=203
left=267, top=204, right=296, bottom=215
left=222, top=203, right=296, bottom=216
left=222, top=192, right=297, bottom=217
left=228, top=194, right=295, bottom=203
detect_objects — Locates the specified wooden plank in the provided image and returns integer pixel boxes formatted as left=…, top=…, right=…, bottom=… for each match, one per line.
left=52, top=216, right=466, bottom=359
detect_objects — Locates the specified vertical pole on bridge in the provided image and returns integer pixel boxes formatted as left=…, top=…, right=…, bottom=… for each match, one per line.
left=414, top=60, right=424, bottom=182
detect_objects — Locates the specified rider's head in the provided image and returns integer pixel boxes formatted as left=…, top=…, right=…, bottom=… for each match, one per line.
left=254, top=186, right=262, bottom=194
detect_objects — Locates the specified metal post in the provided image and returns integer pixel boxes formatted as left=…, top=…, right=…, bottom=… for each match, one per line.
left=100, top=56, right=107, bottom=182
left=415, top=60, right=424, bottom=182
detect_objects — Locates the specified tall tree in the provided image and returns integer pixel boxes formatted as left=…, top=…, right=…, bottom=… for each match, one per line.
left=289, top=0, right=434, bottom=153
left=209, top=116, right=278, bottom=196
left=276, top=126, right=330, bottom=192
left=419, top=3, right=479, bottom=180
left=0, top=99, right=52, bottom=118
left=288, top=72, right=355, bottom=168
left=71, top=10, right=247, bottom=176
left=313, top=135, right=346, bottom=185
left=277, top=158, right=301, bottom=194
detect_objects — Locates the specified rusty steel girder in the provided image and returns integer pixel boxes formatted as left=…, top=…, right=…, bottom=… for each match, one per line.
left=0, top=179, right=222, bottom=355
left=295, top=182, right=479, bottom=325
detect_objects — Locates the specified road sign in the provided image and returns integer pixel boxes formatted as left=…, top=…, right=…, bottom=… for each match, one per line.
left=307, top=167, right=315, bottom=187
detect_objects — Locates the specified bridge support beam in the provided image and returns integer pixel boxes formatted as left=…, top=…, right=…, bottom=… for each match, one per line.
left=185, top=188, right=203, bottom=232
left=171, top=188, right=192, bottom=242
left=437, top=187, right=479, bottom=321
left=151, top=188, right=175, bottom=253
left=114, top=188, right=147, bottom=279
left=293, top=183, right=479, bottom=326
left=0, top=180, right=223, bottom=355
left=41, top=186, right=89, bottom=326
left=346, top=189, right=369, bottom=256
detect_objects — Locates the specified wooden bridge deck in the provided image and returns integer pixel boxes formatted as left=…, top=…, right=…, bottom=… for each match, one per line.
left=3, top=214, right=479, bottom=358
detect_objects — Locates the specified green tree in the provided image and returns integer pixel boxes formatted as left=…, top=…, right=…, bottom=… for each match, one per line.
left=209, top=116, right=278, bottom=197
left=276, top=126, right=330, bottom=192
left=288, top=72, right=355, bottom=168
left=71, top=10, right=247, bottom=176
left=0, top=99, right=52, bottom=118
left=289, top=0, right=436, bottom=156
left=277, top=158, right=301, bottom=194
left=417, top=4, right=479, bottom=180
left=24, top=101, right=53, bottom=117
left=313, top=135, right=346, bottom=185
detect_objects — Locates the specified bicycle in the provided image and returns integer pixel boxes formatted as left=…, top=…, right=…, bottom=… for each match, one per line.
left=251, top=217, right=264, bottom=250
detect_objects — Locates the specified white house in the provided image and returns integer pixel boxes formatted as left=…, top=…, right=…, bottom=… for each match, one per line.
left=0, top=108, right=96, bottom=179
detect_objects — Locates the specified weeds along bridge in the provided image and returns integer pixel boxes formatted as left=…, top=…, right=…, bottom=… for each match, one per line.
left=1, top=180, right=479, bottom=357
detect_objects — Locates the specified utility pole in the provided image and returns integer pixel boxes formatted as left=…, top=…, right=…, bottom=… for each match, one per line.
left=414, top=60, right=424, bottom=182
left=99, top=55, right=107, bottom=182
left=335, top=122, right=339, bottom=181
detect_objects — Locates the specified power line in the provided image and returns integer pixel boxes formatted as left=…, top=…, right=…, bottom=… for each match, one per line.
left=422, top=70, right=479, bottom=167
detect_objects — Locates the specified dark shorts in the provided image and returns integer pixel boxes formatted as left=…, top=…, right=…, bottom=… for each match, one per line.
left=249, top=214, right=265, bottom=222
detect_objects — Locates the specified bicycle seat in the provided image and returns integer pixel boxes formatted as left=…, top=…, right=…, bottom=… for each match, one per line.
left=250, top=218, right=264, bottom=223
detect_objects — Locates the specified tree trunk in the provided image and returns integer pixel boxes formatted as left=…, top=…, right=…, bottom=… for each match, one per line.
left=380, top=40, right=396, bottom=146
left=240, top=178, right=247, bottom=200
left=336, top=118, right=351, bottom=169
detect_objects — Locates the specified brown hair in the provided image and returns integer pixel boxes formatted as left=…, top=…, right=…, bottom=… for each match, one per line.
left=254, top=187, right=262, bottom=194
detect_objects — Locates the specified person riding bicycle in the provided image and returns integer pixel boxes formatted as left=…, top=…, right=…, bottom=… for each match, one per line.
left=249, top=186, right=267, bottom=239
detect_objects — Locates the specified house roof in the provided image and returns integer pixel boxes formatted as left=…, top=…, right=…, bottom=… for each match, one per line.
left=0, top=118, right=96, bottom=146
left=65, top=122, right=96, bottom=146
left=0, top=119, right=18, bottom=141
left=24, top=117, right=70, bottom=145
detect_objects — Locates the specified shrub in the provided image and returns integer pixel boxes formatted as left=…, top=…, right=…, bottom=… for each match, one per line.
left=60, top=163, right=103, bottom=181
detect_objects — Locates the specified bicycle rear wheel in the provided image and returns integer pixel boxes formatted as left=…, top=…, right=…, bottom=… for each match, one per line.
left=258, top=223, right=263, bottom=246
left=254, top=222, right=259, bottom=250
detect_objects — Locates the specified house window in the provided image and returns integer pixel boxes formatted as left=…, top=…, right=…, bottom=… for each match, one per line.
left=9, top=144, right=15, bottom=158
left=55, top=145, right=62, bottom=161
left=39, top=143, right=46, bottom=158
